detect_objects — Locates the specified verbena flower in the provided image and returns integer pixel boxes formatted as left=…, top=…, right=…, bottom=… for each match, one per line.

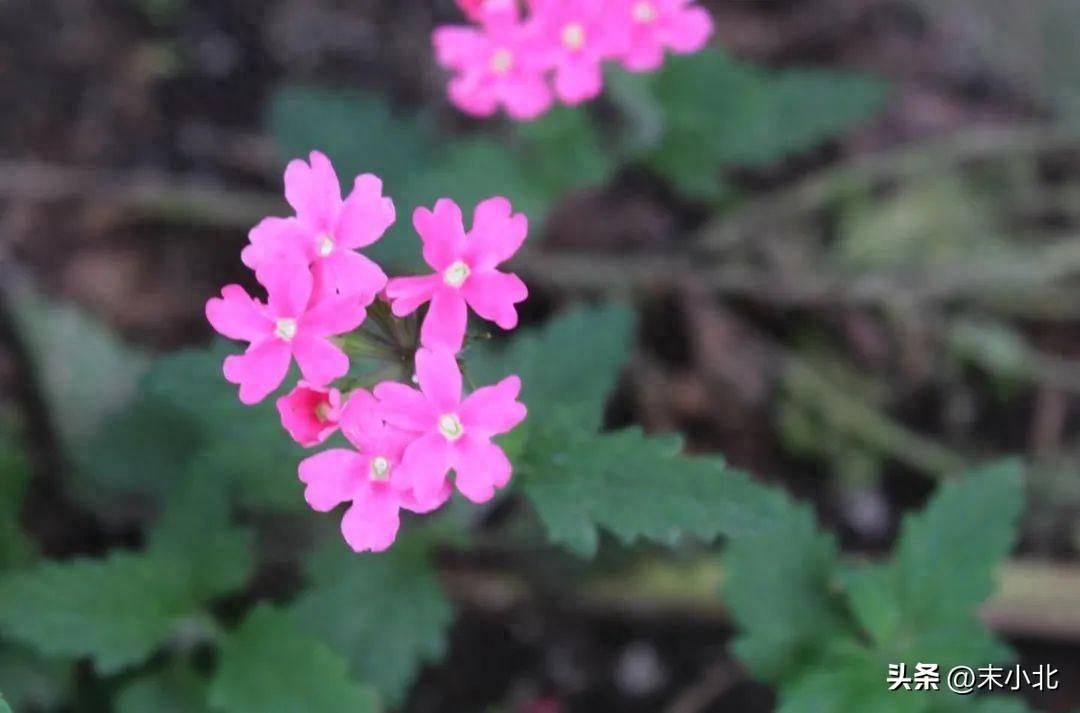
left=612, top=0, right=714, bottom=72
left=299, top=390, right=451, bottom=553
left=206, top=260, right=366, bottom=404
left=242, top=151, right=393, bottom=303
left=532, top=0, right=622, bottom=104
left=433, top=5, right=553, bottom=120
left=375, top=348, right=527, bottom=504
left=386, top=197, right=528, bottom=352
left=277, top=382, right=342, bottom=447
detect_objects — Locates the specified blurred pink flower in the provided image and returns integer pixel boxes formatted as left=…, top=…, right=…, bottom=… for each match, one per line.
left=531, top=0, right=621, bottom=104
left=206, top=260, right=366, bottom=405
left=613, top=0, right=713, bottom=72
left=277, top=382, right=342, bottom=447
left=299, top=389, right=451, bottom=553
left=375, top=348, right=526, bottom=504
left=386, top=197, right=528, bottom=352
left=433, top=9, right=553, bottom=120
left=242, top=151, right=393, bottom=303
left=457, top=0, right=520, bottom=22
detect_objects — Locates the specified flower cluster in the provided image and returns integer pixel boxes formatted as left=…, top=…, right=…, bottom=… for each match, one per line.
left=435, top=0, right=714, bottom=120
left=207, top=151, right=529, bottom=552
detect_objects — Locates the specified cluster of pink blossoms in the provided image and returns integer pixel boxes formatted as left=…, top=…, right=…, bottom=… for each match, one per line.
left=435, top=0, right=714, bottom=120
left=206, top=151, right=529, bottom=552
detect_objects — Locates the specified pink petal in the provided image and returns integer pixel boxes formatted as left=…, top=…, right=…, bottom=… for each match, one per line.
left=459, top=375, right=526, bottom=436
left=313, top=251, right=387, bottom=304
left=277, top=384, right=340, bottom=447
left=415, top=347, right=462, bottom=411
left=374, top=382, right=438, bottom=431
left=206, top=285, right=272, bottom=342
left=341, top=484, right=401, bottom=553
left=334, top=174, right=396, bottom=250
left=462, top=270, right=528, bottom=330
left=622, top=38, right=665, bottom=72
left=420, top=289, right=469, bottom=352
left=451, top=435, right=512, bottom=503
left=400, top=431, right=454, bottom=503
left=258, top=259, right=314, bottom=319
left=433, top=25, right=489, bottom=69
left=414, top=200, right=467, bottom=271
left=339, top=389, right=384, bottom=451
left=463, top=198, right=528, bottom=271
left=242, top=217, right=312, bottom=270
left=301, top=292, right=367, bottom=337
left=399, top=478, right=453, bottom=514
left=224, top=337, right=292, bottom=405
left=284, top=151, right=342, bottom=232
left=662, top=5, right=713, bottom=53
left=553, top=60, right=604, bottom=105
left=298, top=449, right=364, bottom=512
left=500, top=74, right=554, bottom=120
left=449, top=75, right=500, bottom=118
left=291, top=334, right=349, bottom=387
left=386, top=275, right=440, bottom=318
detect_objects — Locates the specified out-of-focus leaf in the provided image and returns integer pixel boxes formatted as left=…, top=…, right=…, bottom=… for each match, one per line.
left=0, top=435, right=33, bottom=568
left=210, top=606, right=378, bottom=713
left=724, top=503, right=853, bottom=682
left=117, top=665, right=210, bottom=713
left=514, top=105, right=616, bottom=196
left=0, top=692, right=9, bottom=713
left=8, top=285, right=148, bottom=450
left=0, top=644, right=74, bottom=711
left=0, top=552, right=197, bottom=674
left=291, top=542, right=452, bottom=704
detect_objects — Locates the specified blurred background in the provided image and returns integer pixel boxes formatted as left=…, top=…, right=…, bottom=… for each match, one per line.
left=4, top=0, right=1080, bottom=711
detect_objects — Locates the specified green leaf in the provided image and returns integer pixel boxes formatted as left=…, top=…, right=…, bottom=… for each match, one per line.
left=9, top=285, right=149, bottom=450
left=522, top=424, right=789, bottom=556
left=724, top=503, right=853, bottom=683
left=616, top=49, right=888, bottom=198
left=291, top=543, right=452, bottom=704
left=0, top=552, right=196, bottom=674
left=210, top=606, right=378, bottom=713
left=514, top=106, right=616, bottom=196
left=117, top=665, right=210, bottom=713
left=0, top=644, right=74, bottom=711
left=0, top=435, right=33, bottom=568
left=0, top=692, right=9, bottom=713
left=468, top=303, right=636, bottom=430
left=148, top=471, right=255, bottom=602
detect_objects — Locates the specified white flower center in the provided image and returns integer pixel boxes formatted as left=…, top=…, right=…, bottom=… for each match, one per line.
left=317, top=234, right=335, bottom=257
left=314, top=402, right=333, bottom=423
left=443, top=260, right=471, bottom=288
left=275, top=318, right=298, bottom=341
left=369, top=456, right=391, bottom=481
left=438, top=414, right=464, bottom=441
left=490, top=48, right=514, bottom=75
left=632, top=1, right=656, bottom=23
left=562, top=22, right=587, bottom=50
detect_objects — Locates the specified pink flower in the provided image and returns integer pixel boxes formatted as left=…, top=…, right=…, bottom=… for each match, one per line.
left=613, top=0, right=713, bottom=72
left=242, top=151, right=394, bottom=303
left=456, top=0, right=519, bottom=22
left=299, top=389, right=451, bottom=553
left=531, top=0, right=621, bottom=104
left=206, top=260, right=366, bottom=405
left=277, top=382, right=342, bottom=447
left=433, top=9, right=553, bottom=120
left=385, top=198, right=529, bottom=352
left=374, top=348, right=526, bottom=504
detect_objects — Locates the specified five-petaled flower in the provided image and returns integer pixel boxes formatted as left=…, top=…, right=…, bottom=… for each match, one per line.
left=613, top=0, right=714, bottom=72
left=386, top=197, right=529, bottom=352
left=376, top=348, right=527, bottom=504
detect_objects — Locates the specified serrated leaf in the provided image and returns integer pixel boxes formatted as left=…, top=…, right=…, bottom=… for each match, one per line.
left=291, top=543, right=452, bottom=704
left=9, top=285, right=149, bottom=450
left=0, top=643, right=73, bottom=712
left=522, top=423, right=789, bottom=556
left=210, top=606, right=378, bottom=713
left=468, top=303, right=636, bottom=430
left=724, top=503, right=853, bottom=683
left=616, top=49, right=888, bottom=198
left=0, top=552, right=195, bottom=674
left=117, top=665, right=210, bottom=713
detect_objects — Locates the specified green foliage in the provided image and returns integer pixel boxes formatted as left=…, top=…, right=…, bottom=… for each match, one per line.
left=0, top=435, right=33, bottom=568
left=210, top=606, right=378, bottom=713
left=291, top=541, right=452, bottom=704
left=612, top=49, right=889, bottom=199
left=724, top=460, right=1028, bottom=712
left=0, top=644, right=74, bottom=711
left=0, top=692, right=8, bottom=713
left=117, top=665, right=210, bottom=713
